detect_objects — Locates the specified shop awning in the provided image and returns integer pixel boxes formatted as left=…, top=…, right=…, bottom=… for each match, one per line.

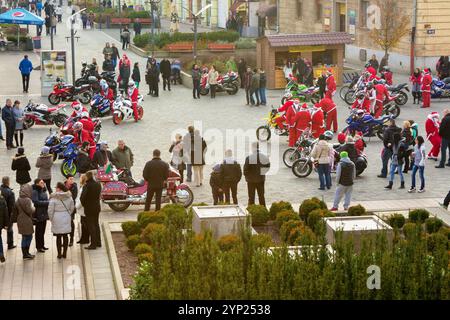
left=0, top=8, right=44, bottom=25
left=256, top=4, right=277, bottom=18
left=265, top=32, right=353, bottom=47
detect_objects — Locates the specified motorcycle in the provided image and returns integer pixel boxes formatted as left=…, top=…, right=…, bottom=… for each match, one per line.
left=387, top=83, right=409, bottom=105
left=48, top=77, right=92, bottom=105
left=89, top=93, right=111, bottom=118
left=281, top=84, right=320, bottom=105
left=256, top=107, right=288, bottom=141
left=342, top=109, right=392, bottom=140
left=282, top=129, right=314, bottom=168
left=431, top=78, right=450, bottom=99
left=99, top=165, right=194, bottom=212
left=60, top=142, right=79, bottom=178
left=76, top=66, right=117, bottom=97
left=200, top=71, right=239, bottom=96
left=60, top=117, right=102, bottom=142
left=112, top=94, right=144, bottom=125
left=23, top=101, right=68, bottom=128
left=44, top=131, right=74, bottom=161
left=381, top=95, right=401, bottom=119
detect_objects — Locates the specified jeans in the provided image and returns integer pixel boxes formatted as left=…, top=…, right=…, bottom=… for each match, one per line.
left=247, top=182, right=266, bottom=206
left=112, top=58, right=117, bottom=69
left=258, top=88, right=266, bottom=105
left=22, top=74, right=30, bottom=92
left=6, top=123, right=14, bottom=148
left=192, top=80, right=200, bottom=98
left=380, top=148, right=393, bottom=177
left=333, top=185, right=353, bottom=209
left=389, top=163, right=404, bottom=183
left=317, top=164, right=332, bottom=189
left=21, top=234, right=33, bottom=248
left=251, top=89, right=260, bottom=105
left=411, top=165, right=425, bottom=190
left=439, top=138, right=450, bottom=166
left=186, top=164, right=192, bottom=181
left=35, top=220, right=47, bottom=250
left=51, top=26, right=56, bottom=35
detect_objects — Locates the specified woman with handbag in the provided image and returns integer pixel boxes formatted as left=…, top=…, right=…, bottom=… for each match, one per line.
left=169, top=133, right=185, bottom=182
left=32, top=179, right=49, bottom=253
left=311, top=134, right=332, bottom=190
left=48, top=182, right=75, bottom=259
left=14, top=184, right=35, bottom=260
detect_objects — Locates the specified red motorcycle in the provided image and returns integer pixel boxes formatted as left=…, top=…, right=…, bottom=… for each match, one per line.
left=48, top=77, right=92, bottom=105
left=60, top=116, right=102, bottom=142
left=23, top=101, right=68, bottom=128
left=98, top=166, right=194, bottom=212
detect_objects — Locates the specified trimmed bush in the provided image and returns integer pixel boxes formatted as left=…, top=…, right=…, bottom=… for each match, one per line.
left=403, top=222, right=422, bottom=239
left=126, top=235, right=140, bottom=251
left=439, top=226, right=450, bottom=240
left=306, top=209, right=333, bottom=230
left=250, top=234, right=273, bottom=249
left=162, top=204, right=189, bottom=230
left=138, top=253, right=154, bottom=263
left=347, top=204, right=367, bottom=216
left=388, top=214, right=406, bottom=229
left=247, top=205, right=270, bottom=226
left=288, top=225, right=316, bottom=245
left=134, top=243, right=152, bottom=255
left=235, top=38, right=256, bottom=49
left=425, top=217, right=444, bottom=234
left=141, top=223, right=167, bottom=245
left=408, top=209, right=430, bottom=223
left=275, top=209, right=299, bottom=229
left=299, top=197, right=327, bottom=221
left=269, top=201, right=293, bottom=220
left=426, top=233, right=448, bottom=252
left=138, top=211, right=165, bottom=229
left=122, top=221, right=141, bottom=237
left=218, top=234, right=240, bottom=251
left=280, top=220, right=304, bottom=243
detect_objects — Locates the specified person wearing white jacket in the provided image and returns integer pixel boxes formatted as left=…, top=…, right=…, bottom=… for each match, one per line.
left=48, top=182, right=74, bottom=259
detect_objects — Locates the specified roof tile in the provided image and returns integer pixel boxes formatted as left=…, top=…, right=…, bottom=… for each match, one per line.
left=266, top=32, right=353, bottom=47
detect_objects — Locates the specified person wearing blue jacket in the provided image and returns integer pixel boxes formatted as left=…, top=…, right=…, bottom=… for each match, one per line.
left=19, top=55, right=33, bottom=93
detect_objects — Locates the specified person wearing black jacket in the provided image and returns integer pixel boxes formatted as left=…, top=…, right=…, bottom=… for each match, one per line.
left=92, top=142, right=112, bottom=168
left=77, top=142, right=95, bottom=174
left=32, top=179, right=49, bottom=253
left=237, top=58, right=246, bottom=89
left=338, top=136, right=358, bottom=163
left=80, top=171, right=102, bottom=250
left=11, top=147, right=31, bottom=185
left=133, top=18, right=142, bottom=36
left=65, top=175, right=78, bottom=247
left=143, top=149, right=169, bottom=211
left=317, top=71, right=327, bottom=99
left=192, top=64, right=201, bottom=99
left=102, top=55, right=115, bottom=72
left=243, top=142, right=270, bottom=206
left=132, top=62, right=141, bottom=89
left=378, top=119, right=401, bottom=178
left=209, top=164, right=224, bottom=205
left=0, top=177, right=16, bottom=250
left=436, top=109, right=450, bottom=168
left=219, top=149, right=242, bottom=204
left=160, top=58, right=171, bottom=91
left=2, top=99, right=15, bottom=149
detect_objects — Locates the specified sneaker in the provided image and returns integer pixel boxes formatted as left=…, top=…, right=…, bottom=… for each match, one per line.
left=408, top=187, right=416, bottom=193
left=0, top=256, right=5, bottom=263
left=330, top=207, right=338, bottom=212
left=377, top=174, right=387, bottom=178
left=418, top=188, right=425, bottom=193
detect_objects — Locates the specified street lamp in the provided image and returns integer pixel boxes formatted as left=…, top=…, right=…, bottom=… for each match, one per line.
left=145, top=0, right=160, bottom=57
left=68, top=8, right=86, bottom=84
left=181, top=4, right=211, bottom=62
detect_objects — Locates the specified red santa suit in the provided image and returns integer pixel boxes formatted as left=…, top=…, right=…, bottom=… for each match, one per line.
left=354, top=135, right=366, bottom=155
left=381, top=70, right=393, bottom=85
left=127, top=85, right=140, bottom=121
left=79, top=117, right=94, bottom=133
left=366, top=66, right=377, bottom=78
left=275, top=100, right=293, bottom=130
left=325, top=73, right=336, bottom=100
left=317, top=97, right=337, bottom=132
left=101, top=88, right=115, bottom=112
left=74, top=129, right=96, bottom=159
left=311, top=105, right=325, bottom=138
left=293, top=104, right=311, bottom=141
left=425, top=112, right=441, bottom=158
left=352, top=96, right=371, bottom=114
left=374, top=83, right=390, bottom=118
left=421, top=70, right=432, bottom=108
left=286, top=101, right=301, bottom=147
left=70, top=106, right=88, bottom=119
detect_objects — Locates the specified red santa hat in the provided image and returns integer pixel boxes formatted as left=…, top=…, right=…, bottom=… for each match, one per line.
left=423, top=68, right=430, bottom=74
left=429, top=111, right=440, bottom=118
left=337, top=133, right=347, bottom=144
left=326, top=68, right=333, bottom=75
left=301, top=103, right=308, bottom=109
left=314, top=103, right=321, bottom=109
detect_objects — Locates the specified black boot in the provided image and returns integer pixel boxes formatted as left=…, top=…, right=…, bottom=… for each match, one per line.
left=399, top=181, right=405, bottom=189
left=22, top=247, right=34, bottom=260
left=412, top=92, right=417, bottom=104
left=384, top=181, right=393, bottom=189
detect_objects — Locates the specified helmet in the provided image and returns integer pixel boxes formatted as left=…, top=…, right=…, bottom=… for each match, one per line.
left=356, top=109, right=365, bottom=116
left=128, top=80, right=135, bottom=89
left=356, top=92, right=365, bottom=99
left=366, top=81, right=374, bottom=89
left=73, top=121, right=83, bottom=131
left=81, top=61, right=87, bottom=67
left=383, top=66, right=390, bottom=71
left=80, top=111, right=89, bottom=119
left=365, top=62, right=371, bottom=68
left=323, top=130, right=334, bottom=141
left=100, top=79, right=108, bottom=91
left=71, top=101, right=81, bottom=111
left=285, top=92, right=293, bottom=99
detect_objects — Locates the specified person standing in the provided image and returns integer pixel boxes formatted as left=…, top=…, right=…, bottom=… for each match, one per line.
left=311, top=134, right=332, bottom=190
left=102, top=54, right=114, bottom=72
left=250, top=68, right=260, bottom=106
left=1, top=177, right=16, bottom=251
left=237, top=58, right=246, bottom=89
left=378, top=54, right=389, bottom=73
left=408, top=136, right=426, bottom=193
left=14, top=184, right=35, bottom=260
left=369, top=54, right=379, bottom=72
left=76, top=142, right=94, bottom=174
left=436, top=109, right=450, bottom=168
left=219, top=149, right=242, bottom=204
left=192, top=64, right=201, bottom=99
left=244, top=142, right=270, bottom=206
left=12, top=100, right=24, bottom=147
left=378, top=119, right=401, bottom=178
left=120, top=27, right=130, bottom=50
left=111, top=140, right=134, bottom=172
left=64, top=175, right=78, bottom=246
left=160, top=58, right=171, bottom=91
left=131, top=62, right=141, bottom=89
left=102, top=42, right=113, bottom=61
left=50, top=13, right=57, bottom=35
left=421, top=68, right=432, bottom=109
left=209, top=164, right=224, bottom=205
left=244, top=67, right=253, bottom=105
left=426, top=111, right=441, bottom=161
left=410, top=68, right=422, bottom=104
left=55, top=4, right=62, bottom=22
left=191, top=130, right=207, bottom=187
left=208, top=65, right=219, bottom=99
left=31, top=179, right=49, bottom=253
left=146, top=58, right=160, bottom=97
left=2, top=99, right=15, bottom=149
left=258, top=68, right=267, bottom=106
left=133, top=18, right=142, bottom=35
left=19, top=55, right=33, bottom=93
left=0, top=103, right=4, bottom=141
left=80, top=171, right=101, bottom=250
left=44, top=14, right=50, bottom=35
left=0, top=193, right=9, bottom=263
left=317, top=97, right=337, bottom=133
left=329, top=151, right=356, bottom=211
left=81, top=11, right=88, bottom=29
left=76, top=174, right=90, bottom=244
left=169, top=134, right=185, bottom=182
left=143, top=149, right=169, bottom=211
left=385, top=132, right=405, bottom=189
left=92, top=141, right=112, bottom=169
left=11, top=147, right=31, bottom=185
left=118, top=54, right=131, bottom=93
left=35, top=146, right=53, bottom=193
left=283, top=60, right=293, bottom=83
left=182, top=126, right=194, bottom=182
left=111, top=43, right=120, bottom=69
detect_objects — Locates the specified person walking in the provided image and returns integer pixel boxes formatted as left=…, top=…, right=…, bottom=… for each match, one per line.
left=258, top=68, right=267, bottom=106
left=330, top=151, right=356, bottom=211
left=131, top=62, right=141, bottom=89
left=102, top=54, right=114, bottom=72
left=111, top=140, right=134, bottom=172
left=219, top=149, right=242, bottom=204
left=133, top=18, right=142, bottom=35
left=64, top=175, right=78, bottom=246
left=408, top=136, right=426, bottom=193
left=169, top=134, right=185, bottom=182
left=426, top=111, right=441, bottom=161
left=209, top=164, right=224, bottom=205
left=12, top=100, right=24, bottom=147
left=80, top=171, right=101, bottom=250
left=183, top=126, right=194, bottom=182
left=208, top=65, right=219, bottom=99
left=311, top=134, right=332, bottom=190
left=436, top=109, right=450, bottom=168
left=11, top=147, right=31, bottom=185
left=244, top=142, right=270, bottom=206
left=378, top=119, right=401, bottom=178
left=143, top=149, right=169, bottom=211
left=2, top=99, right=15, bottom=149
left=120, top=27, right=130, bottom=50
left=192, top=64, right=201, bottom=99
left=111, top=43, right=120, bottom=69
left=0, top=192, right=9, bottom=263
left=31, top=179, right=49, bottom=253
left=385, top=132, right=406, bottom=189
left=250, top=68, right=260, bottom=106
left=421, top=68, right=432, bottom=109
left=44, top=14, right=50, bottom=35
left=13, top=184, right=35, bottom=260
left=237, top=58, right=247, bottom=89
left=48, top=182, right=74, bottom=258
left=50, top=13, right=57, bottom=35
left=1, top=177, right=16, bottom=251
left=191, top=130, right=207, bottom=187
left=19, top=55, right=33, bottom=93
left=160, top=58, right=171, bottom=91
left=35, top=146, right=54, bottom=193
left=0, top=103, right=4, bottom=141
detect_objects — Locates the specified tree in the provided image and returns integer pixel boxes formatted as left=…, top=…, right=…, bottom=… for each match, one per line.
left=368, top=0, right=410, bottom=63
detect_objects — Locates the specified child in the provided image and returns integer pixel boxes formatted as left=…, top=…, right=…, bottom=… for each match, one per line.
left=209, top=164, right=223, bottom=205
left=132, top=62, right=141, bottom=89
left=408, top=136, right=426, bottom=193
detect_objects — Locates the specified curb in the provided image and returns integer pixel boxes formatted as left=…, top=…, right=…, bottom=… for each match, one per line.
left=79, top=220, right=96, bottom=300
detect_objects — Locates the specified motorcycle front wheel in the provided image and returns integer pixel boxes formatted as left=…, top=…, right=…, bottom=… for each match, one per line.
left=256, top=126, right=271, bottom=141
left=200, top=87, right=209, bottom=96
left=174, top=187, right=194, bottom=208
left=112, top=113, right=123, bottom=125
left=226, top=83, right=239, bottom=95
left=282, top=148, right=300, bottom=168
left=53, top=114, right=68, bottom=127
left=108, top=202, right=131, bottom=212
left=376, top=127, right=384, bottom=140
left=386, top=104, right=400, bottom=119
left=138, top=106, right=144, bottom=120
left=79, top=91, right=92, bottom=104
left=344, top=90, right=356, bottom=105
left=61, top=160, right=77, bottom=178
left=339, top=85, right=350, bottom=100
left=48, top=93, right=61, bottom=105
left=292, top=159, right=313, bottom=178
left=395, top=91, right=408, bottom=106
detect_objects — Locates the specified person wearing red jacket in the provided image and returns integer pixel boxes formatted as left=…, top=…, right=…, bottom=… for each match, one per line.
left=317, top=97, right=337, bottom=133
left=410, top=68, right=422, bottom=104
left=380, top=66, right=393, bottom=85
left=352, top=92, right=371, bottom=113
left=79, top=111, right=94, bottom=133
left=374, top=81, right=390, bottom=118
left=325, top=69, right=336, bottom=100
left=421, top=68, right=432, bottom=108
left=311, top=104, right=324, bottom=138
left=127, top=80, right=140, bottom=121
left=294, top=103, right=311, bottom=140
left=99, top=79, right=115, bottom=112
left=286, top=99, right=301, bottom=147
left=365, top=62, right=377, bottom=79
left=72, top=122, right=96, bottom=159
left=70, top=101, right=87, bottom=118
left=425, top=111, right=441, bottom=160
left=275, top=93, right=293, bottom=130
left=354, top=133, right=366, bottom=155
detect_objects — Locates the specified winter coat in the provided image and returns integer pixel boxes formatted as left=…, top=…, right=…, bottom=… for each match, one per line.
left=92, top=149, right=112, bottom=168
left=338, top=143, right=358, bottom=163
left=0, top=195, right=8, bottom=229
left=102, top=59, right=115, bottom=72
left=190, top=134, right=207, bottom=166
left=36, top=154, right=54, bottom=180
left=208, top=70, right=219, bottom=85
left=111, top=46, right=120, bottom=60
left=103, top=46, right=114, bottom=58
left=132, top=66, right=141, bottom=83
left=11, top=154, right=31, bottom=185
left=259, top=72, right=267, bottom=89
left=439, top=113, right=450, bottom=140
left=159, top=59, right=171, bottom=78
left=311, top=140, right=331, bottom=164
left=243, top=71, right=253, bottom=89
left=14, top=184, right=35, bottom=235
left=13, top=107, right=24, bottom=130
left=243, top=152, right=270, bottom=183
left=48, top=191, right=74, bottom=235
left=238, top=60, right=247, bottom=75
left=336, top=157, right=356, bottom=186
left=80, top=178, right=101, bottom=215
left=169, top=141, right=184, bottom=168
left=219, top=158, right=242, bottom=185
left=76, top=150, right=94, bottom=174
left=383, top=125, right=401, bottom=149
left=192, top=68, right=201, bottom=82
left=66, top=182, right=78, bottom=203
left=111, top=146, right=134, bottom=169
left=143, top=157, right=170, bottom=189
left=121, top=29, right=130, bottom=42
left=1, top=105, right=15, bottom=126
left=19, top=58, right=33, bottom=75
left=209, top=171, right=223, bottom=190
left=0, top=184, right=15, bottom=223
left=251, top=73, right=260, bottom=90
left=32, top=184, right=49, bottom=222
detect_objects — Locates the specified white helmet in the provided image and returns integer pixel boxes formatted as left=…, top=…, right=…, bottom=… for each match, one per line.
left=80, top=111, right=89, bottom=119
left=356, top=109, right=365, bottom=116
left=73, top=121, right=83, bottom=131
left=71, top=101, right=82, bottom=112
left=100, top=79, right=108, bottom=92
left=128, top=80, right=135, bottom=90
left=285, top=92, right=293, bottom=100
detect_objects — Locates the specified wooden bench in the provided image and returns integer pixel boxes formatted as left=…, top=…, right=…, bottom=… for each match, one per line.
left=165, top=42, right=193, bottom=52
left=111, top=18, right=131, bottom=25
left=137, top=18, right=152, bottom=25
left=207, top=43, right=235, bottom=52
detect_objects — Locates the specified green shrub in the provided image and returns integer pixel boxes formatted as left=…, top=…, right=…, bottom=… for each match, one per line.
left=347, top=204, right=367, bottom=216
left=141, top=223, right=166, bottom=245
left=403, top=222, right=422, bottom=239
left=288, top=225, right=316, bottom=245
left=426, top=233, right=448, bottom=252
left=247, top=205, right=270, bottom=226
left=388, top=214, right=406, bottom=229
left=127, top=11, right=151, bottom=19
left=218, top=234, right=240, bottom=251
left=425, top=217, right=443, bottom=234
left=250, top=233, right=273, bottom=249
left=269, top=201, right=293, bottom=220
left=122, top=221, right=141, bottom=237
left=138, top=211, right=165, bottom=229
left=126, top=235, right=141, bottom=251
left=439, top=226, right=450, bottom=240
left=235, top=38, right=256, bottom=49
left=275, top=209, right=299, bottom=229
left=306, top=209, right=333, bottom=230
left=162, top=204, right=190, bottom=229
left=280, top=220, right=304, bottom=243
left=133, top=33, right=151, bottom=48
left=134, top=243, right=152, bottom=255
left=138, top=252, right=153, bottom=263
left=408, top=209, right=430, bottom=223
left=299, top=197, right=327, bottom=221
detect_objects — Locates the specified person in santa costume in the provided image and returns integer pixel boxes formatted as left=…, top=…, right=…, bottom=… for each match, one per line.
left=100, top=79, right=115, bottom=112
left=325, top=68, right=336, bottom=101
left=374, top=79, right=390, bottom=118
left=79, top=111, right=95, bottom=133
left=425, top=111, right=441, bottom=160
left=72, top=121, right=96, bottom=159
left=380, top=66, right=393, bottom=85
left=365, top=62, right=377, bottom=79
left=286, top=99, right=302, bottom=147
left=127, top=80, right=140, bottom=122
left=70, top=101, right=88, bottom=119
left=311, top=103, right=325, bottom=138
left=421, top=68, right=432, bottom=108
left=317, top=97, right=337, bottom=133
left=275, top=93, right=294, bottom=130
left=293, top=103, right=311, bottom=142
left=365, top=81, right=377, bottom=115
left=352, top=92, right=371, bottom=113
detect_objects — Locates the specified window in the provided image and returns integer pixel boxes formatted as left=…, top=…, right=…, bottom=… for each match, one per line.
left=316, top=1, right=323, bottom=22
left=296, top=0, right=303, bottom=20
left=360, top=0, right=369, bottom=28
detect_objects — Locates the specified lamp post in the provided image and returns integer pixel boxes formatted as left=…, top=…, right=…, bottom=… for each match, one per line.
left=68, top=8, right=86, bottom=84
left=181, top=4, right=211, bottom=62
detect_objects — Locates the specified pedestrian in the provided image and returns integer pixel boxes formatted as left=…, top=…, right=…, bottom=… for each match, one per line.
left=146, top=58, right=160, bottom=97
left=13, top=184, right=35, bottom=260
left=410, top=68, right=422, bottom=104
left=102, top=54, right=115, bottom=72
left=0, top=177, right=16, bottom=252
left=250, top=68, right=260, bottom=106
left=337, top=135, right=358, bottom=164
left=31, top=179, right=49, bottom=253
left=35, top=146, right=53, bottom=193
left=426, top=111, right=441, bottom=161
left=36, top=0, right=42, bottom=16
left=258, top=68, right=267, bottom=106
left=120, top=27, right=130, bottom=50
left=11, top=147, right=31, bottom=185
left=400, top=121, right=414, bottom=174
left=244, top=67, right=253, bottom=105
left=317, top=97, right=337, bottom=133
left=237, top=58, right=246, bottom=89
left=378, top=54, right=389, bottom=73
left=133, top=18, right=142, bottom=36
left=160, top=58, right=171, bottom=91
left=48, top=182, right=74, bottom=258
left=143, top=149, right=169, bottom=211
left=75, top=174, right=90, bottom=244
left=111, top=139, right=134, bottom=173
left=12, top=100, right=24, bottom=147
left=131, top=62, right=141, bottom=89
left=294, top=56, right=306, bottom=83
left=325, top=68, right=336, bottom=101
left=44, top=14, right=50, bottom=35
left=102, top=42, right=113, bottom=61
left=111, top=43, right=120, bottom=68
left=436, top=109, right=450, bottom=168
left=244, top=142, right=270, bottom=206
left=208, top=65, right=219, bottom=99
left=19, top=55, right=33, bottom=93
left=182, top=126, right=194, bottom=182
left=76, top=142, right=94, bottom=174
left=219, top=149, right=242, bottom=204
left=191, top=130, right=207, bottom=187
left=283, top=60, right=293, bottom=83
left=378, top=119, right=401, bottom=178
left=192, top=64, right=201, bottom=99
left=55, top=4, right=62, bottom=22
left=92, top=141, right=112, bottom=169
left=330, top=151, right=356, bottom=211
left=91, top=58, right=99, bottom=73
left=369, top=54, right=379, bottom=71
left=408, top=136, right=426, bottom=193
left=421, top=68, right=432, bottom=108
left=210, top=164, right=224, bottom=205
left=169, top=134, right=185, bottom=182
left=118, top=54, right=131, bottom=93
left=311, top=134, right=332, bottom=190
left=0, top=192, right=9, bottom=263
left=80, top=171, right=101, bottom=250
left=50, top=13, right=56, bottom=34
left=64, top=174, right=78, bottom=247
left=385, top=132, right=405, bottom=189
left=0, top=103, right=4, bottom=142
left=81, top=11, right=88, bottom=29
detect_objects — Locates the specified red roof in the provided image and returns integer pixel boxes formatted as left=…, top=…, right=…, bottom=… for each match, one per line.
left=265, top=32, right=353, bottom=47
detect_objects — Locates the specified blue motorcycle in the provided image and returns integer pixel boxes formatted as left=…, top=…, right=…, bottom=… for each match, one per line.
left=431, top=78, right=450, bottom=99
left=61, top=143, right=79, bottom=178
left=44, top=130, right=74, bottom=161
left=342, top=110, right=392, bottom=140
left=89, top=94, right=111, bottom=118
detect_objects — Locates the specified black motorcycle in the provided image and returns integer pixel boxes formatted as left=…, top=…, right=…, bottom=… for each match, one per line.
left=387, top=83, right=409, bottom=105
left=75, top=64, right=117, bottom=96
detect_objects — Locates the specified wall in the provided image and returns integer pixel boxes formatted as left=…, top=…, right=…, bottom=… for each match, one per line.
left=279, top=0, right=327, bottom=34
